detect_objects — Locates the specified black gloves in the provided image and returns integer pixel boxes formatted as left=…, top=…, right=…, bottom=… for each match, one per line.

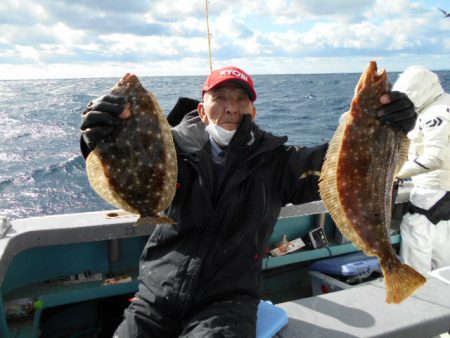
left=80, top=94, right=127, bottom=153
left=379, top=91, right=417, bottom=133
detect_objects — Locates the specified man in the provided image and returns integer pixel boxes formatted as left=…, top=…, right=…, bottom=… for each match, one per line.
left=394, top=65, right=450, bottom=274
left=80, top=66, right=416, bottom=337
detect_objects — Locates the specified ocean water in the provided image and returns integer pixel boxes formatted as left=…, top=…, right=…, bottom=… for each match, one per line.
left=1, top=71, right=449, bottom=220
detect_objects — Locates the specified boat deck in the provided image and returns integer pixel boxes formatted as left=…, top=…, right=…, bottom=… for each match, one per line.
left=276, top=273, right=450, bottom=338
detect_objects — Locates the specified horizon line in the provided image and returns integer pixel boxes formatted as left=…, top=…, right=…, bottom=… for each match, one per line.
left=2, top=68, right=450, bottom=81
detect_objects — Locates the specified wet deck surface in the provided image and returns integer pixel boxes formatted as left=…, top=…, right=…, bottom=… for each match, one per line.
left=276, top=272, right=450, bottom=338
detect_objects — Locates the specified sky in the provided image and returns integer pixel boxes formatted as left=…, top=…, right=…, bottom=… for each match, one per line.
left=0, top=0, right=449, bottom=80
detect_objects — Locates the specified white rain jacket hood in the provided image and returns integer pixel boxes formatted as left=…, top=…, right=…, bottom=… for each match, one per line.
left=393, top=65, right=444, bottom=113
left=394, top=66, right=450, bottom=191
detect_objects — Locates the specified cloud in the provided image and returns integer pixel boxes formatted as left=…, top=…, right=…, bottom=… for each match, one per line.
left=35, top=2, right=170, bottom=36
left=0, top=0, right=448, bottom=79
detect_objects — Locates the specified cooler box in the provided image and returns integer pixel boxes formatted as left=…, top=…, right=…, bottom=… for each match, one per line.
left=309, top=252, right=382, bottom=295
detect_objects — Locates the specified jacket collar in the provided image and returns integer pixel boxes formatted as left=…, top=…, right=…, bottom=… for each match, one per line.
left=171, top=110, right=287, bottom=157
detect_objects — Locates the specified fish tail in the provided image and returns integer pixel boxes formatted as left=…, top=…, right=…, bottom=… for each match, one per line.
left=382, top=257, right=426, bottom=304
left=134, top=215, right=176, bottom=226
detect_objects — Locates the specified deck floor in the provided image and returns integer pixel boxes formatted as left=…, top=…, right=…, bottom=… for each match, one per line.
left=276, top=272, right=450, bottom=338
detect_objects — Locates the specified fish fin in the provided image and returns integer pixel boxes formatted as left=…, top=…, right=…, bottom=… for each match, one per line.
left=134, top=215, right=176, bottom=226
left=86, top=150, right=139, bottom=214
left=319, top=113, right=367, bottom=249
left=394, top=136, right=410, bottom=176
left=383, top=260, right=426, bottom=304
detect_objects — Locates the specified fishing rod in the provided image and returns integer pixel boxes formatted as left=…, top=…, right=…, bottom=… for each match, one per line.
left=205, top=0, right=213, bottom=73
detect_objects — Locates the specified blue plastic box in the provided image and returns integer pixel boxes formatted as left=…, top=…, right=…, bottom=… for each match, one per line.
left=256, top=300, right=288, bottom=338
left=309, top=251, right=381, bottom=276
left=309, top=252, right=382, bottom=295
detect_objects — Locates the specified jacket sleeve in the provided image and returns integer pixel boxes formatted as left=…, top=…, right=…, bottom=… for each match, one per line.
left=280, top=143, right=328, bottom=205
left=397, top=106, right=450, bottom=179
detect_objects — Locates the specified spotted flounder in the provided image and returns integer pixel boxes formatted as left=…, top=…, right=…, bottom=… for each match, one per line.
left=319, top=61, right=426, bottom=303
left=86, top=73, right=177, bottom=225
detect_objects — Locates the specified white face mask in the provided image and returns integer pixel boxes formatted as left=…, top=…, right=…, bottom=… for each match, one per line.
left=205, top=123, right=236, bottom=147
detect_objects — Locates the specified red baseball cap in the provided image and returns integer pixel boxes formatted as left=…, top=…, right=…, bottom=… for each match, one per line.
left=202, top=66, right=257, bottom=101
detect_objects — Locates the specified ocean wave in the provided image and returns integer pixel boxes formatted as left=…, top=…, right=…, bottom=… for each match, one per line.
left=31, top=154, right=85, bottom=179
left=0, top=155, right=84, bottom=190
left=0, top=154, right=112, bottom=220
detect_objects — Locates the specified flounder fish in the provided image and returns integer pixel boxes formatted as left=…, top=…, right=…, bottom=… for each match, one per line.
left=319, top=61, right=426, bottom=303
left=86, top=73, right=177, bottom=225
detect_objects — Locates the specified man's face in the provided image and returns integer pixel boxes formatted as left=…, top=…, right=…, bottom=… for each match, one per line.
left=198, top=83, right=256, bottom=131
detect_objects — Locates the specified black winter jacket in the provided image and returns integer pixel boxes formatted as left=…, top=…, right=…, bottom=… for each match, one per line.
left=135, top=110, right=328, bottom=317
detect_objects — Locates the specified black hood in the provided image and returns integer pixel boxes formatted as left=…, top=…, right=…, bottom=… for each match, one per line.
left=171, top=111, right=209, bottom=154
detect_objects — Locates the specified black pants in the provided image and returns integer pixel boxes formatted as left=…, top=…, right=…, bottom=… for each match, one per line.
left=113, top=295, right=258, bottom=338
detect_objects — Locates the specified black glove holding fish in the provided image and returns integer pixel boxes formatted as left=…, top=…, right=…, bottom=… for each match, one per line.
left=80, top=94, right=127, bottom=154
left=378, top=91, right=417, bottom=133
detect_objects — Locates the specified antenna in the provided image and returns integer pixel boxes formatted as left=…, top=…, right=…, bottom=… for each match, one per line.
left=205, top=0, right=213, bottom=73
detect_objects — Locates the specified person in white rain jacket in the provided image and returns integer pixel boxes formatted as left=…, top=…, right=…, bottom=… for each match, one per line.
left=394, top=65, right=450, bottom=274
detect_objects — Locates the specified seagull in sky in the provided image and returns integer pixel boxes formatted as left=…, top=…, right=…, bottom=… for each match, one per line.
left=438, top=8, right=450, bottom=17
